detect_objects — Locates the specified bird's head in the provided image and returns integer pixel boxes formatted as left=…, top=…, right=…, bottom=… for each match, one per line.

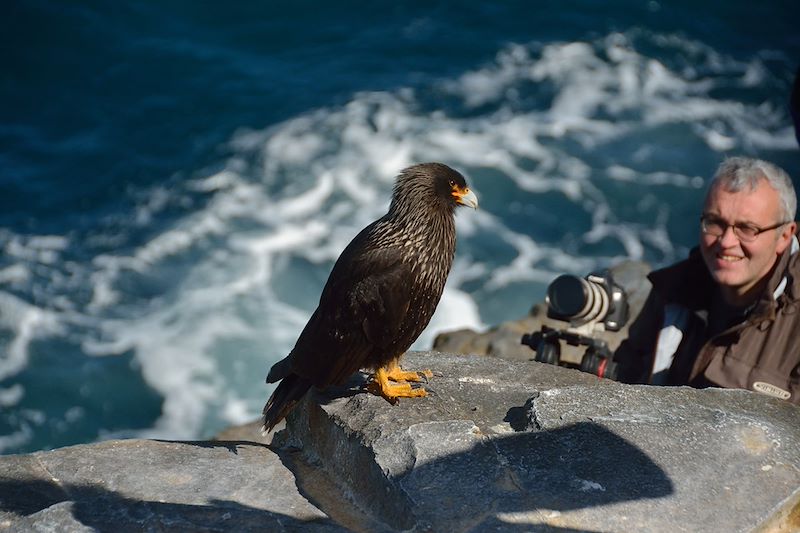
left=438, top=167, right=479, bottom=210
left=390, top=163, right=478, bottom=218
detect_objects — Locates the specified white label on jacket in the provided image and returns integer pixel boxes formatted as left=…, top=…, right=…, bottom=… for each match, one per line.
left=752, top=381, right=791, bottom=400
left=652, top=304, right=690, bottom=384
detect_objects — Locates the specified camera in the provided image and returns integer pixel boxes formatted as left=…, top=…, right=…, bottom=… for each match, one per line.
left=521, top=269, right=629, bottom=379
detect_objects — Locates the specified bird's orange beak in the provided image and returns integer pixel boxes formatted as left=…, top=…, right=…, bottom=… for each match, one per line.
left=452, top=186, right=478, bottom=209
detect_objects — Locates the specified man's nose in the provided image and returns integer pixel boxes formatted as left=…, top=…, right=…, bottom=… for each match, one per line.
left=718, top=225, right=740, bottom=246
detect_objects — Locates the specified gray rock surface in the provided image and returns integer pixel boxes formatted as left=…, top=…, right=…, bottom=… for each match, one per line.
left=0, top=438, right=347, bottom=532
left=276, top=352, right=800, bottom=533
left=1, top=351, right=798, bottom=532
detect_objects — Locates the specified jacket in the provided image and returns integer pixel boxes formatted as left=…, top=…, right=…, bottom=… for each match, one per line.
left=616, top=236, right=800, bottom=404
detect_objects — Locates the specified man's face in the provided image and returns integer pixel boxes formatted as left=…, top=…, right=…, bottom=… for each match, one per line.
left=700, top=179, right=796, bottom=305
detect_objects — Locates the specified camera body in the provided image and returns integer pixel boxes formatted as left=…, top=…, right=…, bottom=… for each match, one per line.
left=521, top=269, right=629, bottom=379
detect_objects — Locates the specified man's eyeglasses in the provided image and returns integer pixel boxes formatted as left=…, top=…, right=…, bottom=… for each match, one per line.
left=700, top=215, right=789, bottom=242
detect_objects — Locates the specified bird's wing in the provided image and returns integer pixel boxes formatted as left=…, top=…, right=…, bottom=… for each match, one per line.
left=288, top=232, right=413, bottom=385
left=347, top=247, right=413, bottom=347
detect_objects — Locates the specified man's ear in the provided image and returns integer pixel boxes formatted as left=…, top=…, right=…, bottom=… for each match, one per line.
left=776, top=221, right=797, bottom=254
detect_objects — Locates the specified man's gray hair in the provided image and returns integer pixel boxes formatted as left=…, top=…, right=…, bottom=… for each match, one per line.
left=711, top=157, right=797, bottom=222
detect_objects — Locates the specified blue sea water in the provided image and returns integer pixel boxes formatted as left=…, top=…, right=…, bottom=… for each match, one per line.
left=1, top=1, right=798, bottom=454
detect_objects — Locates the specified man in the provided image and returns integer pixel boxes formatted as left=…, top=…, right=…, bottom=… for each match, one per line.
left=617, top=157, right=800, bottom=404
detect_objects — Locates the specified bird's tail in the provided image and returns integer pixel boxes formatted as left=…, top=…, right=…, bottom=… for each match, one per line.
left=262, top=374, right=312, bottom=434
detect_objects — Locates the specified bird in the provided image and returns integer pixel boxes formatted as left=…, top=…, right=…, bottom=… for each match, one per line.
left=262, top=162, right=478, bottom=432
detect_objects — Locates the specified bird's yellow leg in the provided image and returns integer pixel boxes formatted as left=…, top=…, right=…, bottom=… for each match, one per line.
left=367, top=365, right=427, bottom=405
left=384, top=359, right=433, bottom=383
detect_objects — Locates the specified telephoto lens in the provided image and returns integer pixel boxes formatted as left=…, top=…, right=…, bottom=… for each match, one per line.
left=546, top=274, right=609, bottom=324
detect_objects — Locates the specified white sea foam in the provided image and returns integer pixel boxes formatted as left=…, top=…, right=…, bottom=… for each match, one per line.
left=0, top=425, right=33, bottom=454
left=0, top=291, right=61, bottom=381
left=0, top=384, right=24, bottom=407
left=0, top=264, right=30, bottom=285
left=4, top=235, right=68, bottom=265
left=606, top=165, right=705, bottom=188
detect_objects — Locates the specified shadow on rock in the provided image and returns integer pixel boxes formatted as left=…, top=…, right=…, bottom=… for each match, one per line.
left=398, top=421, right=673, bottom=531
left=0, top=479, right=346, bottom=532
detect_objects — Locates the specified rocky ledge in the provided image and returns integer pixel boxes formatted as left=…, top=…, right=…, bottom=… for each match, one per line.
left=1, top=352, right=799, bottom=532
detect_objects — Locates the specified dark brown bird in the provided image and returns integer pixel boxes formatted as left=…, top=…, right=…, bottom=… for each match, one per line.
left=262, top=162, right=478, bottom=432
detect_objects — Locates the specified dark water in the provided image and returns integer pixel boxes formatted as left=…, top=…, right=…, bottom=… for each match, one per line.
left=1, top=1, right=798, bottom=454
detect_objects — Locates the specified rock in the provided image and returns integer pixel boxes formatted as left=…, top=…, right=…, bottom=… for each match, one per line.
left=276, top=351, right=800, bottom=532
left=0, top=438, right=348, bottom=532
left=1, top=351, right=798, bottom=532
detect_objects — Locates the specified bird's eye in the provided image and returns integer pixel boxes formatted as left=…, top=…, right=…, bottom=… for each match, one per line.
left=448, top=180, right=456, bottom=187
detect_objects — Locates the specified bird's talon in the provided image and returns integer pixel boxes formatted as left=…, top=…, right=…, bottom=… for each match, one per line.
left=368, top=367, right=429, bottom=404
left=385, top=366, right=433, bottom=383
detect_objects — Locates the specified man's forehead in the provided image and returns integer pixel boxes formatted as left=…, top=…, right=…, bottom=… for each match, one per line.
left=704, top=179, right=782, bottom=219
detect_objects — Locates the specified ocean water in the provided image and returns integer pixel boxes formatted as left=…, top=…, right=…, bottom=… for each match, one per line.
left=1, top=1, right=798, bottom=454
